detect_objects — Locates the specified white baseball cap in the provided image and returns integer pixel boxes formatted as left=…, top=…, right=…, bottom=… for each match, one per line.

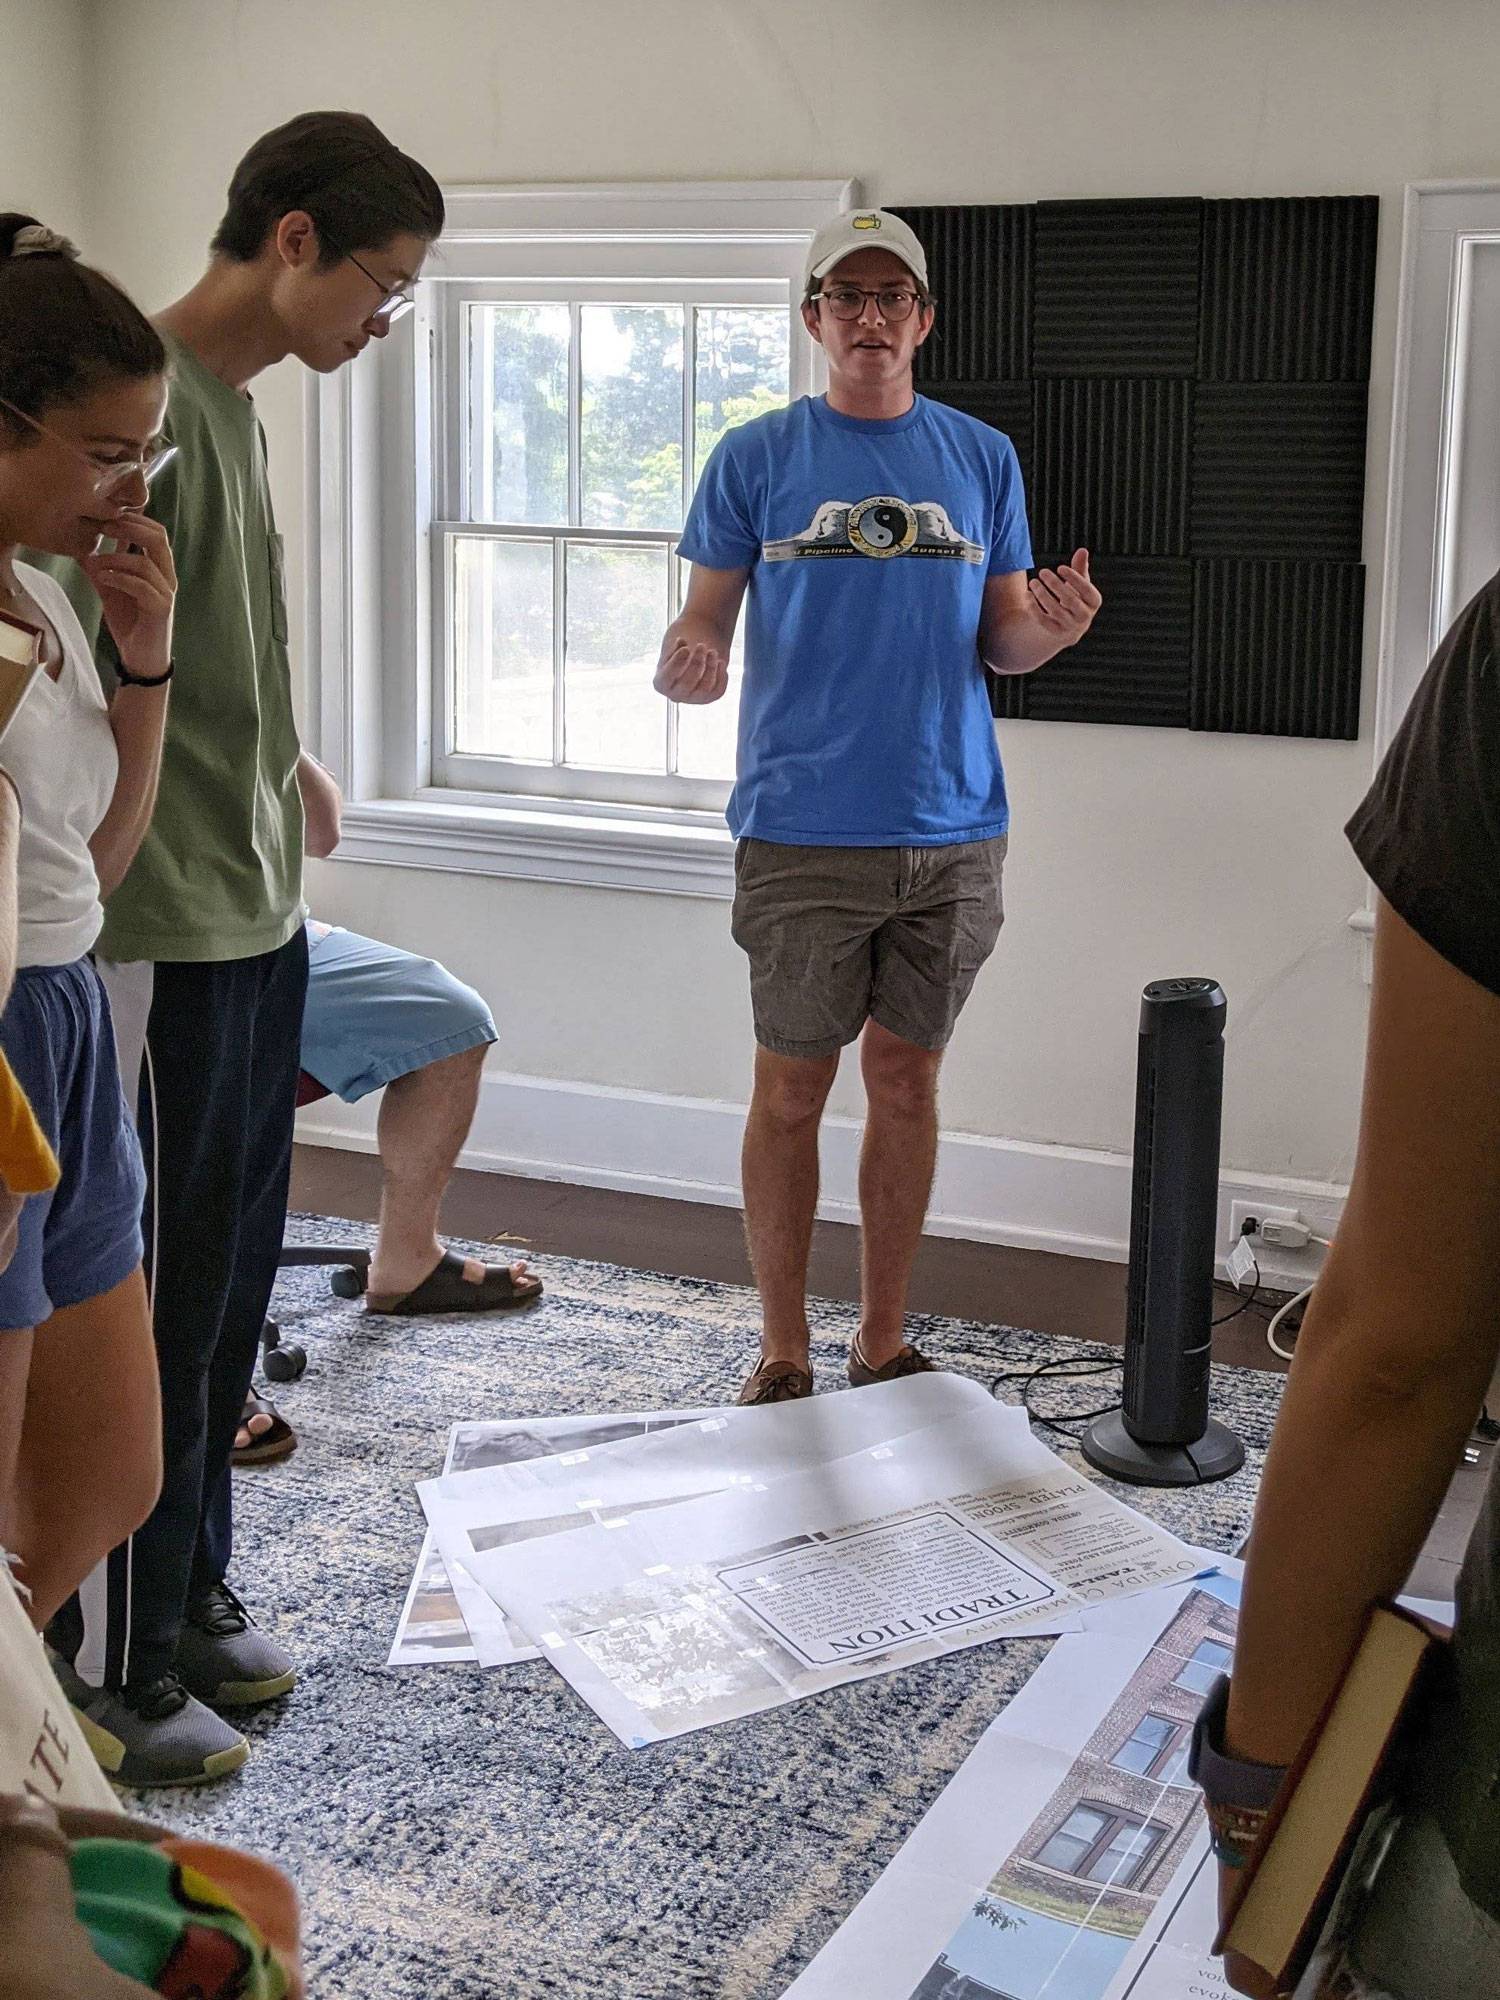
left=803, top=209, right=929, bottom=297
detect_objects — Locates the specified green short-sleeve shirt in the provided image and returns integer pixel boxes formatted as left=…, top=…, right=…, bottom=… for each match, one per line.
left=38, top=331, right=305, bottom=963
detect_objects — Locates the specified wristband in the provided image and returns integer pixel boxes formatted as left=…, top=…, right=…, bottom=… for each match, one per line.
left=114, top=658, right=173, bottom=689
left=1188, top=1673, right=1289, bottom=1867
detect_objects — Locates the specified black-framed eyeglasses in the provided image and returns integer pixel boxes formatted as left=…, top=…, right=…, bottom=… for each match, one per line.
left=814, top=285, right=933, bottom=323
left=0, top=395, right=178, bottom=494
left=321, top=231, right=416, bottom=325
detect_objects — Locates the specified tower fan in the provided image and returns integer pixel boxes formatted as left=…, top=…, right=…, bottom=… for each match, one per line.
left=1081, top=979, right=1245, bottom=1487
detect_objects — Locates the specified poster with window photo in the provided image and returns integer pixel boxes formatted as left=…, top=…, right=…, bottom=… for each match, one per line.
left=782, top=1571, right=1242, bottom=2000
left=387, top=1408, right=717, bottom=1666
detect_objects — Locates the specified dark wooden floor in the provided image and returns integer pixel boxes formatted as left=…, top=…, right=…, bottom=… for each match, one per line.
left=289, top=1143, right=1491, bottom=1604
left=291, top=1144, right=1278, bottom=1368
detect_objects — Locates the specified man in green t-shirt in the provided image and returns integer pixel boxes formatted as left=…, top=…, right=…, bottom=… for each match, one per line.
left=43, top=114, right=446, bottom=1786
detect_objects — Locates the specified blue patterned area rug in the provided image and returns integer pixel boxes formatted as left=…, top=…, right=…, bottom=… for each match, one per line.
left=144, top=1215, right=1283, bottom=2000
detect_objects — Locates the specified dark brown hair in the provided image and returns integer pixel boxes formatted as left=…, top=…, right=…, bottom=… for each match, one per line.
left=0, top=215, right=166, bottom=439
left=210, top=111, right=444, bottom=265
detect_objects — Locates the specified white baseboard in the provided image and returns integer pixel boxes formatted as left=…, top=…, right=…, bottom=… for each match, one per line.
left=297, top=1069, right=1345, bottom=1290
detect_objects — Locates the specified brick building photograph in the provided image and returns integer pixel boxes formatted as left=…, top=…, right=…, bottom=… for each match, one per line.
left=906, top=1578, right=1239, bottom=2000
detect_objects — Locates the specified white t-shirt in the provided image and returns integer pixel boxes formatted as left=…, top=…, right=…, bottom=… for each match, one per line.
left=0, top=1559, right=116, bottom=1808
left=6, top=563, right=116, bottom=968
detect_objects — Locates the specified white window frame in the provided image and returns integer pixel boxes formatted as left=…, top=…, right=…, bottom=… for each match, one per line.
left=1350, top=180, right=1500, bottom=965
left=1378, top=181, right=1500, bottom=757
left=305, top=180, right=854, bottom=897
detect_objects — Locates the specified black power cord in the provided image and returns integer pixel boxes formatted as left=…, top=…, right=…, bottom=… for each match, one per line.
left=990, top=1354, right=1124, bottom=1442
left=990, top=1242, right=1280, bottom=1444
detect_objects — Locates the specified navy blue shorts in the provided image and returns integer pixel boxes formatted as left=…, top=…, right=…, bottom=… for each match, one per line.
left=0, top=958, right=145, bottom=1329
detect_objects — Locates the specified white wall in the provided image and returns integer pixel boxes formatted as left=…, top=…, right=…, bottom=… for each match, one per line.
left=0, top=0, right=91, bottom=243
left=60, top=0, right=1500, bottom=1245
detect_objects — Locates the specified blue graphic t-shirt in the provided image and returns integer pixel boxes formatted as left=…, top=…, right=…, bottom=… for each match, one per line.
left=677, top=393, right=1033, bottom=846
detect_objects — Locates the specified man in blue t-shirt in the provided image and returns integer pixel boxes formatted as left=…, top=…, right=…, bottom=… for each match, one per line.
left=658, top=208, right=1101, bottom=1407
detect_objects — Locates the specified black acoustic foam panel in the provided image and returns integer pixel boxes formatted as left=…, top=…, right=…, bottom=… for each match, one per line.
left=893, top=195, right=1377, bottom=738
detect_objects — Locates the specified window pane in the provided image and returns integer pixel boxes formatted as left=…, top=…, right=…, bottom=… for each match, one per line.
left=1087, top=1820, right=1159, bottom=1889
left=466, top=304, right=569, bottom=526
left=580, top=306, right=684, bottom=531
left=1159, top=1738, right=1193, bottom=1788
left=451, top=536, right=554, bottom=761
left=1175, top=1638, right=1234, bottom=1696
left=694, top=306, right=790, bottom=481
left=674, top=651, right=742, bottom=781
left=564, top=542, right=668, bottom=772
left=672, top=558, right=743, bottom=782
left=1112, top=1714, right=1176, bottom=1776
left=1036, top=1806, right=1111, bottom=1877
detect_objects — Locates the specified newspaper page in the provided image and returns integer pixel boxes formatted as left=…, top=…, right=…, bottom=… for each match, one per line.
left=387, top=1407, right=718, bottom=1666
left=463, top=1410, right=1202, bottom=1744
left=417, top=1375, right=1006, bottom=1668
left=782, top=1568, right=1242, bottom=2000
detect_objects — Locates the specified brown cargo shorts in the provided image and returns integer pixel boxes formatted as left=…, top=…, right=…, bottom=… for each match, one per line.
left=731, top=834, right=1008, bottom=1060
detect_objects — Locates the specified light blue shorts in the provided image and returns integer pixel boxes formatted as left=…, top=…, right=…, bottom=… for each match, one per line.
left=299, top=922, right=498, bottom=1105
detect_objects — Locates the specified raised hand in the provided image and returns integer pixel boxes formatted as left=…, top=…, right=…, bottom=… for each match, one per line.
left=654, top=636, right=730, bottom=705
left=1028, top=547, right=1102, bottom=647
left=79, top=510, right=176, bottom=682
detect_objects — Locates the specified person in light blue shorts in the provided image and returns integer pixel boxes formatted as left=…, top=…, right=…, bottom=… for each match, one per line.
left=237, top=757, right=546, bottom=1461
left=298, top=917, right=543, bottom=1315
left=293, top=755, right=541, bottom=1324
left=237, top=907, right=543, bottom=1459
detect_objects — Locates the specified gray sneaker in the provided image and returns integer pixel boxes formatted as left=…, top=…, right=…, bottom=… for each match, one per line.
left=50, top=1657, right=249, bottom=1788
left=176, top=1581, right=296, bottom=1709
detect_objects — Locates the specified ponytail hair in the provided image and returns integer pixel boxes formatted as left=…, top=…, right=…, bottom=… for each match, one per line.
left=0, top=214, right=166, bottom=440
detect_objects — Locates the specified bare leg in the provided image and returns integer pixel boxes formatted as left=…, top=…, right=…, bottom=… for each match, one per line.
left=0, top=1325, right=34, bottom=1557
left=12, top=1268, right=161, bottom=1627
left=856, top=1020, right=943, bottom=1370
left=367, top=1044, right=530, bottom=1299
left=741, top=1047, right=839, bottom=1368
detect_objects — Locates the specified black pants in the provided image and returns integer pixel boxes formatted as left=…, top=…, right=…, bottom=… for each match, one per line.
left=58, top=930, right=309, bottom=1688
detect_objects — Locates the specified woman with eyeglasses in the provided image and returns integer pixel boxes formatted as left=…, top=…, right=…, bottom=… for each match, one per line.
left=0, top=215, right=176, bottom=1639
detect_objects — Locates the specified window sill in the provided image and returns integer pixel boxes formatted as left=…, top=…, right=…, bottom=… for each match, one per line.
left=332, top=795, right=736, bottom=899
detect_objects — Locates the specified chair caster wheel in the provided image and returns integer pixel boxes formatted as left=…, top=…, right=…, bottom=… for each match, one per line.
left=264, top=1343, right=306, bottom=1382
left=329, top=1265, right=366, bottom=1299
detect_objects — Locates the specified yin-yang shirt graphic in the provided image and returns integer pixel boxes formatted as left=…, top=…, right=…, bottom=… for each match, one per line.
left=762, top=495, right=984, bottom=564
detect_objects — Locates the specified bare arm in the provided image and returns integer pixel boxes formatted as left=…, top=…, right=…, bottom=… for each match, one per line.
left=1226, top=895, right=1500, bottom=1772
left=0, top=772, right=18, bottom=1008
left=83, top=512, right=176, bottom=901
left=654, top=563, right=749, bottom=704
left=978, top=551, right=1101, bottom=675
left=296, top=751, right=343, bottom=860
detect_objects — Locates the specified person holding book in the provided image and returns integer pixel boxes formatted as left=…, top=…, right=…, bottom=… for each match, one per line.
left=1200, top=573, right=1500, bottom=1995
left=0, top=217, right=176, bottom=1643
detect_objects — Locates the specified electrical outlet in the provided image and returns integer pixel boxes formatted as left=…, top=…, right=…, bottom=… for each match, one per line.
left=1228, top=1201, right=1302, bottom=1251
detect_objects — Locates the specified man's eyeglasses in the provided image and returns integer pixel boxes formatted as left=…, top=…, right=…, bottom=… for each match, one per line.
left=814, top=285, right=933, bottom=323
left=321, top=232, right=416, bottom=325
left=0, top=396, right=177, bottom=495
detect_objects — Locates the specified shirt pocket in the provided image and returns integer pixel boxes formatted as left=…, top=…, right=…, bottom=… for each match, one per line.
left=267, top=531, right=289, bottom=646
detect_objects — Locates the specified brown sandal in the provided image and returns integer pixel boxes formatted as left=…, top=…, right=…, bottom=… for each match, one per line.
left=364, top=1249, right=544, bottom=1317
left=231, top=1395, right=298, bottom=1466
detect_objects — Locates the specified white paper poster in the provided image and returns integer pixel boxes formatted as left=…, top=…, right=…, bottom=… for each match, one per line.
left=417, top=1375, right=1007, bottom=1668
left=387, top=1408, right=718, bottom=1666
left=465, top=1410, right=1202, bottom=1744
left=783, top=1569, right=1242, bottom=2000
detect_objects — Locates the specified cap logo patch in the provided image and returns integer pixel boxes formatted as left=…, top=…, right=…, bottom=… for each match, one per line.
left=852, top=214, right=881, bottom=230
